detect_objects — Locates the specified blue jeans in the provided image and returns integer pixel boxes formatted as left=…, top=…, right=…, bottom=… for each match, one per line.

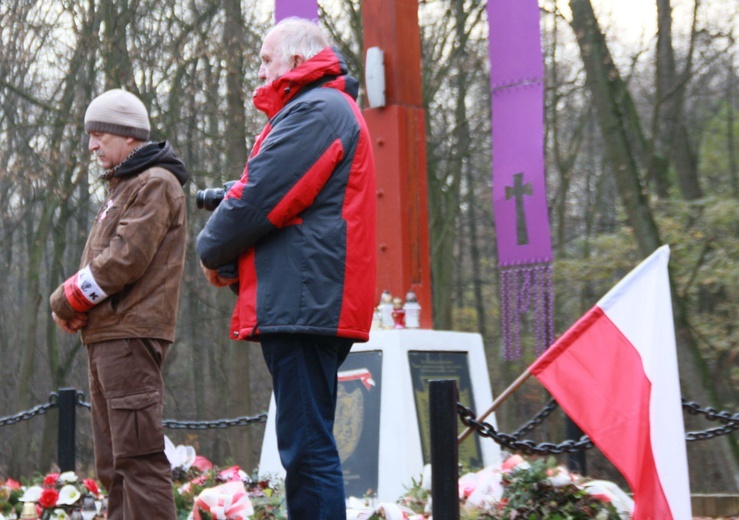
left=261, top=334, right=353, bottom=520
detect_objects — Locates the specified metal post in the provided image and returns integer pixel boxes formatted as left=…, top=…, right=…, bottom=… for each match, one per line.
left=429, top=379, right=460, bottom=520
left=566, top=416, right=587, bottom=475
left=57, top=388, right=77, bottom=472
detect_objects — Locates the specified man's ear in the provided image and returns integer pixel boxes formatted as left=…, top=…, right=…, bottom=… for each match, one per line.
left=292, top=55, right=305, bottom=69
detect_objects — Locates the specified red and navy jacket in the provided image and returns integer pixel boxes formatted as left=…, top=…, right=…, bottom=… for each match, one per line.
left=197, top=47, right=376, bottom=342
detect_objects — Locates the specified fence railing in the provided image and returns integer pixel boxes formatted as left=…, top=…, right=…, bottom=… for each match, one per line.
left=0, top=388, right=268, bottom=473
left=1, top=384, right=737, bottom=517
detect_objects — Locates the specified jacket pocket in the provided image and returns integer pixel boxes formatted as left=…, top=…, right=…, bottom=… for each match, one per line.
left=109, top=390, right=164, bottom=458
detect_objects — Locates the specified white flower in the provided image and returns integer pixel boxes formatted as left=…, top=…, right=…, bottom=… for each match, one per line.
left=164, top=435, right=196, bottom=471
left=19, top=485, right=43, bottom=502
left=545, top=466, right=574, bottom=487
left=50, top=509, right=70, bottom=520
left=461, top=465, right=503, bottom=508
left=59, top=472, right=78, bottom=484
left=582, top=480, right=634, bottom=516
left=57, top=484, right=81, bottom=505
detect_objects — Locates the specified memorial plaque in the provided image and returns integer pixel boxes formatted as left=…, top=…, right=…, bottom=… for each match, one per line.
left=408, top=351, right=483, bottom=469
left=334, top=350, right=383, bottom=498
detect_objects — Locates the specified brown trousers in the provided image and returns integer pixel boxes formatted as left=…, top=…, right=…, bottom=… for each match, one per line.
left=88, top=338, right=176, bottom=520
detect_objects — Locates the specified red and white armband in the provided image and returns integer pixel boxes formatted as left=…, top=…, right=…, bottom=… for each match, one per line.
left=63, top=265, right=108, bottom=313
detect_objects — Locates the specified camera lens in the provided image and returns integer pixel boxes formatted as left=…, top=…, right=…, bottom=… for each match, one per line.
left=196, top=190, right=206, bottom=209
left=196, top=187, right=225, bottom=211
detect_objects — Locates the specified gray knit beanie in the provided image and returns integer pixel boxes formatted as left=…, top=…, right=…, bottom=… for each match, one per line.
left=84, top=89, right=150, bottom=141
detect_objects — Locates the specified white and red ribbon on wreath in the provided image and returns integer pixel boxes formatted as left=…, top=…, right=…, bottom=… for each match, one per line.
left=192, top=481, right=254, bottom=520
left=338, top=369, right=375, bottom=390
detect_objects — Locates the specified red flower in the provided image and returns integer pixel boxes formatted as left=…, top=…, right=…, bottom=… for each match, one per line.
left=192, top=456, right=213, bottom=472
left=3, top=478, right=21, bottom=489
left=218, top=466, right=242, bottom=482
left=43, top=473, right=60, bottom=486
left=83, top=478, right=100, bottom=496
left=38, top=488, right=59, bottom=509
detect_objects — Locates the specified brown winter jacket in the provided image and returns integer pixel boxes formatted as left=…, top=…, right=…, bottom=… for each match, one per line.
left=50, top=141, right=189, bottom=344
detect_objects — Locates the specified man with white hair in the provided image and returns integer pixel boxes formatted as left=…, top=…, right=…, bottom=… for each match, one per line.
left=50, top=88, right=188, bottom=520
left=197, top=18, right=376, bottom=519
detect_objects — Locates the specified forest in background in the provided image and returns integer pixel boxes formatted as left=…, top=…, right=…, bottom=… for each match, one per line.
left=0, top=0, right=736, bottom=493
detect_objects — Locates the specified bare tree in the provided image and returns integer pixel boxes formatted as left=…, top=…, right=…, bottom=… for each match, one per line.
left=650, top=0, right=703, bottom=199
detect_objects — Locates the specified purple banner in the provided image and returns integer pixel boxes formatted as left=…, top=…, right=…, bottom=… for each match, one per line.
left=488, top=0, right=553, bottom=357
left=488, top=0, right=551, bottom=265
left=274, top=0, right=318, bottom=22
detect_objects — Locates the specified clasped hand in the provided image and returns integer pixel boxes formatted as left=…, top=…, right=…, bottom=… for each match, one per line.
left=200, top=261, right=239, bottom=287
left=52, top=311, right=88, bottom=334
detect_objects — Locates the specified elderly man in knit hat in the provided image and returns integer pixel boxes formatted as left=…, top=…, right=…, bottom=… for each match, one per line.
left=50, top=88, right=189, bottom=520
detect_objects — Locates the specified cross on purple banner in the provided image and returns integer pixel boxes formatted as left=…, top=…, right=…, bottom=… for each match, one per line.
left=488, top=0, right=554, bottom=359
left=505, top=172, right=533, bottom=245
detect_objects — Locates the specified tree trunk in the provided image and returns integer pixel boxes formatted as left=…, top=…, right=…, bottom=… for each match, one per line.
left=428, top=0, right=475, bottom=330
left=651, top=0, right=702, bottom=200
left=221, top=0, right=255, bottom=471
left=727, top=60, right=737, bottom=197
left=40, top=0, right=99, bottom=471
left=101, top=0, right=136, bottom=90
left=465, top=168, right=487, bottom=338
left=569, top=0, right=661, bottom=257
left=649, top=0, right=678, bottom=198
left=429, top=183, right=457, bottom=330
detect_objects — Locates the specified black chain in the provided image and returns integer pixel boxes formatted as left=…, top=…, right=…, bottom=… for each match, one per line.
left=682, top=399, right=739, bottom=441
left=72, top=391, right=267, bottom=429
left=512, top=398, right=559, bottom=439
left=458, top=403, right=594, bottom=455
left=163, top=414, right=268, bottom=430
left=76, top=391, right=91, bottom=409
left=459, top=399, right=739, bottom=454
left=3, top=392, right=735, bottom=447
left=0, top=393, right=58, bottom=427
left=682, top=399, right=738, bottom=424
left=0, top=392, right=267, bottom=432
left=686, top=423, right=739, bottom=441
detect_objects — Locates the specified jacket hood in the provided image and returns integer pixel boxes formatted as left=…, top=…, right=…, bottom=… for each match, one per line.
left=115, top=141, right=189, bottom=186
left=252, top=46, right=359, bottom=119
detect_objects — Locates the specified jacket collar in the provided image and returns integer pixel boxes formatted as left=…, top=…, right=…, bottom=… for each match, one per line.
left=252, top=46, right=348, bottom=119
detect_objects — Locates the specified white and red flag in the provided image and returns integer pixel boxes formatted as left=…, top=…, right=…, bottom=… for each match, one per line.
left=529, top=245, right=691, bottom=519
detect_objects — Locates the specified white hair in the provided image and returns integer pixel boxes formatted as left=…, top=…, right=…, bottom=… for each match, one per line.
left=269, top=17, right=331, bottom=63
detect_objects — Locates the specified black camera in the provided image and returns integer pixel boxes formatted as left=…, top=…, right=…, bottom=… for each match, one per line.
left=196, top=181, right=237, bottom=211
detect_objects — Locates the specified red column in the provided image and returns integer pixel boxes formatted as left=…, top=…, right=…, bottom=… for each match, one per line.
left=363, top=0, right=433, bottom=328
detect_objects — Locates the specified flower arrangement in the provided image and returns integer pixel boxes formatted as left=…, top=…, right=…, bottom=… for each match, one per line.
left=167, top=439, right=633, bottom=520
left=477, top=455, right=630, bottom=519
left=166, top=437, right=285, bottom=520
left=172, top=464, right=285, bottom=520
left=0, top=471, right=105, bottom=520
left=346, top=455, right=632, bottom=520
left=3, top=444, right=633, bottom=519
left=0, top=478, right=22, bottom=519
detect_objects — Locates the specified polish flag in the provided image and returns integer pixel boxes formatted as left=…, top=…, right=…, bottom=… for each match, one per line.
left=529, top=245, right=691, bottom=519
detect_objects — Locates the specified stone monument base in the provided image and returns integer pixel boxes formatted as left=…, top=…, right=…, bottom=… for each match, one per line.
left=258, top=329, right=501, bottom=502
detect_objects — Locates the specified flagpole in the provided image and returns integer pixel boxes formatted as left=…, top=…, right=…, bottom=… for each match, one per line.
left=457, top=369, right=532, bottom=444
